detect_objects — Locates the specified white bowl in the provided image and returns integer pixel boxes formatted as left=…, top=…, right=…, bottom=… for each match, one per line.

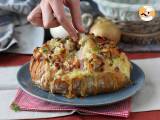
left=93, top=0, right=160, bottom=21
left=50, top=26, right=69, bottom=38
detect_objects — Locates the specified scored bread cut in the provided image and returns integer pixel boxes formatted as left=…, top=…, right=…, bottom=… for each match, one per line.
left=30, top=34, right=132, bottom=98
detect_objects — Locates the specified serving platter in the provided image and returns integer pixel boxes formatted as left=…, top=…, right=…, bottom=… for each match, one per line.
left=17, top=62, right=145, bottom=107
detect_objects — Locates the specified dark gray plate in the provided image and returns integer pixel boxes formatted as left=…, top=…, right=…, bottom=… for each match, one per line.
left=17, top=62, right=145, bottom=107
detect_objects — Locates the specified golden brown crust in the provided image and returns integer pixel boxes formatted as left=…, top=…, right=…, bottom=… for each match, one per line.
left=30, top=34, right=131, bottom=98
left=90, top=17, right=121, bottom=45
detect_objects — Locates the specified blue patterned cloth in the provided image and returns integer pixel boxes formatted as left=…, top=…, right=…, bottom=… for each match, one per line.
left=0, top=0, right=40, bottom=50
left=0, top=0, right=100, bottom=50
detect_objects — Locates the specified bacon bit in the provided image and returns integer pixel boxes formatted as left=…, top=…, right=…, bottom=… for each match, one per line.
left=73, top=57, right=80, bottom=68
left=118, top=48, right=123, bottom=53
left=79, top=60, right=84, bottom=70
left=96, top=37, right=112, bottom=49
left=54, top=62, right=61, bottom=69
left=50, top=67, right=57, bottom=79
left=114, top=67, right=120, bottom=72
left=38, top=57, right=44, bottom=61
left=88, top=63, right=93, bottom=71
left=97, top=36, right=106, bottom=45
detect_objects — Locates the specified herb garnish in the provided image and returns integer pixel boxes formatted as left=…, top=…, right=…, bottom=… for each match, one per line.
left=11, top=103, right=20, bottom=112
left=43, top=48, right=48, bottom=53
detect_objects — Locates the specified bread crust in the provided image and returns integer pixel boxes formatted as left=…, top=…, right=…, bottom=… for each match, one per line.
left=30, top=34, right=131, bottom=98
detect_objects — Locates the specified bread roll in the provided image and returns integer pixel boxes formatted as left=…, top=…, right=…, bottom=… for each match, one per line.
left=90, top=17, right=121, bottom=45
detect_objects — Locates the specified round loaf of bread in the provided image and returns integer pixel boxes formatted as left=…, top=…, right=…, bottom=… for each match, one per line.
left=30, top=34, right=131, bottom=98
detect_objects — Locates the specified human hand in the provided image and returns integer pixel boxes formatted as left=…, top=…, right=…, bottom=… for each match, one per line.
left=27, top=0, right=84, bottom=41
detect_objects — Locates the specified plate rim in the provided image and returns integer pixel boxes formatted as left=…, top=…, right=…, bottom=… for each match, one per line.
left=17, top=62, right=145, bottom=107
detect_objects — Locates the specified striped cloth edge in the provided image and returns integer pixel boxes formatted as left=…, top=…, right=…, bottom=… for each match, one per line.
left=11, top=89, right=131, bottom=118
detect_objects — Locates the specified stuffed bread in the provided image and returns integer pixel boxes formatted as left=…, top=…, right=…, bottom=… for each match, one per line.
left=30, top=34, right=132, bottom=98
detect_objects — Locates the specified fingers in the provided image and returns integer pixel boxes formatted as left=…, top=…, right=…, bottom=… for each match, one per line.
left=66, top=0, right=85, bottom=32
left=28, top=0, right=82, bottom=40
left=40, top=0, right=59, bottom=28
left=28, top=3, right=60, bottom=28
left=49, top=0, right=78, bottom=41
left=27, top=5, right=43, bottom=26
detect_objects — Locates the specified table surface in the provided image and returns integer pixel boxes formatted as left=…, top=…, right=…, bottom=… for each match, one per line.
left=1, top=52, right=160, bottom=120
